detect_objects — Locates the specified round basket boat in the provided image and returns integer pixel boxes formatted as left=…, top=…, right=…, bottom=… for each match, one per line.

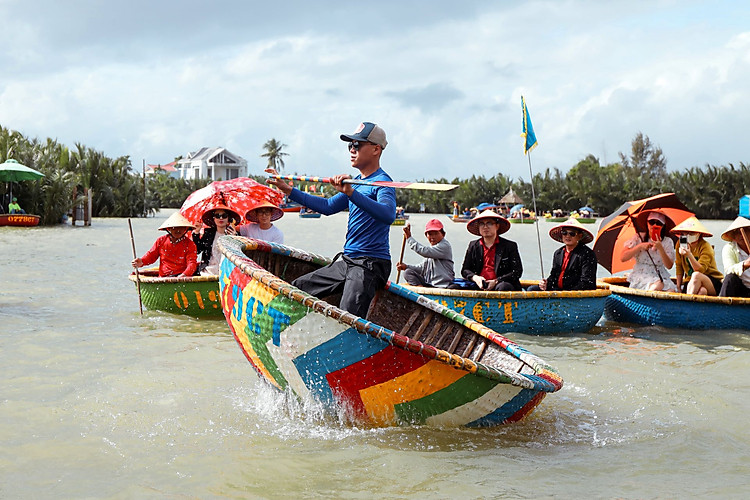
left=128, top=269, right=222, bottom=317
left=406, top=280, right=609, bottom=335
left=599, top=276, right=750, bottom=330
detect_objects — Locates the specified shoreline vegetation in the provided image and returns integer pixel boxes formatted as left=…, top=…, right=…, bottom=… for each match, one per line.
left=2, top=125, right=748, bottom=226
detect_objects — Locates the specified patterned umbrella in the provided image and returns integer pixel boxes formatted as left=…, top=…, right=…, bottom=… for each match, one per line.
left=593, top=193, right=694, bottom=274
left=180, top=177, right=284, bottom=226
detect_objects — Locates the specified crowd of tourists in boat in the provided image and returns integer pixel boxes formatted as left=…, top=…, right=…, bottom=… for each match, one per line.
left=131, top=120, right=750, bottom=323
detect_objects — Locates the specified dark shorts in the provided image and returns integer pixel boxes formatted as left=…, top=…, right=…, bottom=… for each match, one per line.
left=292, top=253, right=391, bottom=318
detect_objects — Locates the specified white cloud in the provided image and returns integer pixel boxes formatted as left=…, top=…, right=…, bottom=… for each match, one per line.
left=0, top=0, right=748, bottom=181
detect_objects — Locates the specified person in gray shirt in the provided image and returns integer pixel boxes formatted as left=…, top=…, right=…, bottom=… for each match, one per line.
left=396, top=219, right=454, bottom=287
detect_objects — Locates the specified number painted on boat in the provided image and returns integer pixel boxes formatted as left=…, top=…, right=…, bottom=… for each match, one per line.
left=441, top=298, right=518, bottom=325
left=171, top=289, right=221, bottom=310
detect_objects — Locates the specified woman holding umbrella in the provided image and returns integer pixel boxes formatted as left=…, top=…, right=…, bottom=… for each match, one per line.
left=619, top=210, right=678, bottom=292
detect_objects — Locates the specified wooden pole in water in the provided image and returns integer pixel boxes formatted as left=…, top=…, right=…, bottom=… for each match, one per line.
left=128, top=218, right=144, bottom=315
left=396, top=229, right=407, bottom=284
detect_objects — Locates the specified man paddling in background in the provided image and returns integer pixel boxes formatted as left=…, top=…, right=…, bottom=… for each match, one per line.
left=266, top=121, right=396, bottom=318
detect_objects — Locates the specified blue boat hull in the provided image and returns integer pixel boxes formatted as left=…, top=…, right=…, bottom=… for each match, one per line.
left=406, top=282, right=609, bottom=335
left=600, top=277, right=750, bottom=330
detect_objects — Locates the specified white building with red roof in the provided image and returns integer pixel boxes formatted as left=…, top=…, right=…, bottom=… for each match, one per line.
left=176, top=147, right=248, bottom=181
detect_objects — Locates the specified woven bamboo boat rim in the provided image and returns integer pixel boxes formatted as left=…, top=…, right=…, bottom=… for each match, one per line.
left=128, top=269, right=218, bottom=284
left=407, top=279, right=609, bottom=299
left=598, top=276, right=750, bottom=305
left=217, top=235, right=562, bottom=392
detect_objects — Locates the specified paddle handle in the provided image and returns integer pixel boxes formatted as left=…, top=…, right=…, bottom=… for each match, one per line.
left=395, top=230, right=407, bottom=284
left=128, top=218, right=144, bottom=315
left=268, top=174, right=457, bottom=191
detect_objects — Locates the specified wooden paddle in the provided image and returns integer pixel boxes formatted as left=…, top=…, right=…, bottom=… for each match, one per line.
left=741, top=227, right=750, bottom=254
left=128, top=218, right=143, bottom=315
left=268, top=174, right=458, bottom=191
left=395, top=227, right=408, bottom=284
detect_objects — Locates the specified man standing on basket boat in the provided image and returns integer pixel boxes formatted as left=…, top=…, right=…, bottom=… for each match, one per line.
left=528, top=217, right=598, bottom=291
left=396, top=219, right=454, bottom=287
left=452, top=209, right=523, bottom=291
left=266, top=121, right=396, bottom=318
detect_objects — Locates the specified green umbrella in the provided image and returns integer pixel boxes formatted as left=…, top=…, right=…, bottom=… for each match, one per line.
left=0, top=159, right=45, bottom=209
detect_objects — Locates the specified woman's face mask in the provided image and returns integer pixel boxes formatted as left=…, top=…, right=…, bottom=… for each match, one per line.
left=686, top=233, right=700, bottom=244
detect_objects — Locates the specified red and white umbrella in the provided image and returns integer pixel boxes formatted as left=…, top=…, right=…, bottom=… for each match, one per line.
left=180, top=177, right=284, bottom=226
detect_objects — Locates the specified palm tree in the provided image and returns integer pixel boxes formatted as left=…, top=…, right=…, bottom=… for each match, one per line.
left=261, top=138, right=289, bottom=172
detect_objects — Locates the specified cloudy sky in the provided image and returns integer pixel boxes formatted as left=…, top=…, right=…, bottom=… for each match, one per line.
left=1, top=0, right=748, bottom=181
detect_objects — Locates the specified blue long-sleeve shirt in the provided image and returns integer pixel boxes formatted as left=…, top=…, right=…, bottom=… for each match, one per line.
left=289, top=168, right=396, bottom=259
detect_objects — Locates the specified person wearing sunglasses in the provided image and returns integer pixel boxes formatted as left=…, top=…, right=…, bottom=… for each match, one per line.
left=620, top=210, right=677, bottom=291
left=528, top=218, right=597, bottom=291
left=265, top=121, right=396, bottom=318
left=453, top=209, right=523, bottom=291
left=131, top=212, right=198, bottom=277
left=193, top=204, right=240, bottom=276
left=238, top=201, right=284, bottom=244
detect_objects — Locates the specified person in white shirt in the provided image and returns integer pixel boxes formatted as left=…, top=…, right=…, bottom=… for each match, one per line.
left=238, top=201, right=284, bottom=244
left=719, top=216, right=750, bottom=297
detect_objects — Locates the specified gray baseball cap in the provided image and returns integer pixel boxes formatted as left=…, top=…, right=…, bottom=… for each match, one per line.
left=340, top=122, right=387, bottom=149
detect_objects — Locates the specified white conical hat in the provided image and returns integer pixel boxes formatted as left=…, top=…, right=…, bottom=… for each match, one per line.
left=549, top=217, right=594, bottom=244
left=721, top=216, right=750, bottom=242
left=671, top=216, right=712, bottom=237
left=158, top=212, right=195, bottom=230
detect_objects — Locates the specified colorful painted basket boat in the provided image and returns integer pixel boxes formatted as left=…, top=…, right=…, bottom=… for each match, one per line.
left=599, top=276, right=750, bottom=330
left=128, top=269, right=222, bottom=317
left=0, top=214, right=40, bottom=227
left=406, top=281, right=609, bottom=335
left=509, top=217, right=537, bottom=224
left=391, top=218, right=407, bottom=226
left=217, top=236, right=563, bottom=427
left=299, top=211, right=321, bottom=219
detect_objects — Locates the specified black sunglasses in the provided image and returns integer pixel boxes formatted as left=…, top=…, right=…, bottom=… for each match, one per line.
left=648, top=220, right=664, bottom=227
left=560, top=229, right=580, bottom=237
left=348, top=141, right=373, bottom=151
left=213, top=212, right=229, bottom=219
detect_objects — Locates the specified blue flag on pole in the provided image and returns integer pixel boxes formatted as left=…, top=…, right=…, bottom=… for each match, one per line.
left=521, top=96, right=538, bottom=155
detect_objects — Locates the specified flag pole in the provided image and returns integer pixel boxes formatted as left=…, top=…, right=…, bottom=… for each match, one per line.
left=521, top=96, right=544, bottom=279
left=526, top=152, right=544, bottom=278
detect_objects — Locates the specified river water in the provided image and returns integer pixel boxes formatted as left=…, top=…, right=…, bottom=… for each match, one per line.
left=2, top=210, right=749, bottom=499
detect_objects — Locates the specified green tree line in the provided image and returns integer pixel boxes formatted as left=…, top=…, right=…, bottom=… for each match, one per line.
left=396, top=133, right=750, bottom=220
left=3, top=126, right=748, bottom=225
left=1, top=125, right=210, bottom=224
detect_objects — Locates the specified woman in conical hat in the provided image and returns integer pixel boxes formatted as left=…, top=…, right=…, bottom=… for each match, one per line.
left=529, top=218, right=598, bottom=291
left=455, top=210, right=522, bottom=291
left=718, top=217, right=750, bottom=297
left=671, top=216, right=723, bottom=296
left=194, top=204, right=241, bottom=276
left=132, top=212, right=198, bottom=277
